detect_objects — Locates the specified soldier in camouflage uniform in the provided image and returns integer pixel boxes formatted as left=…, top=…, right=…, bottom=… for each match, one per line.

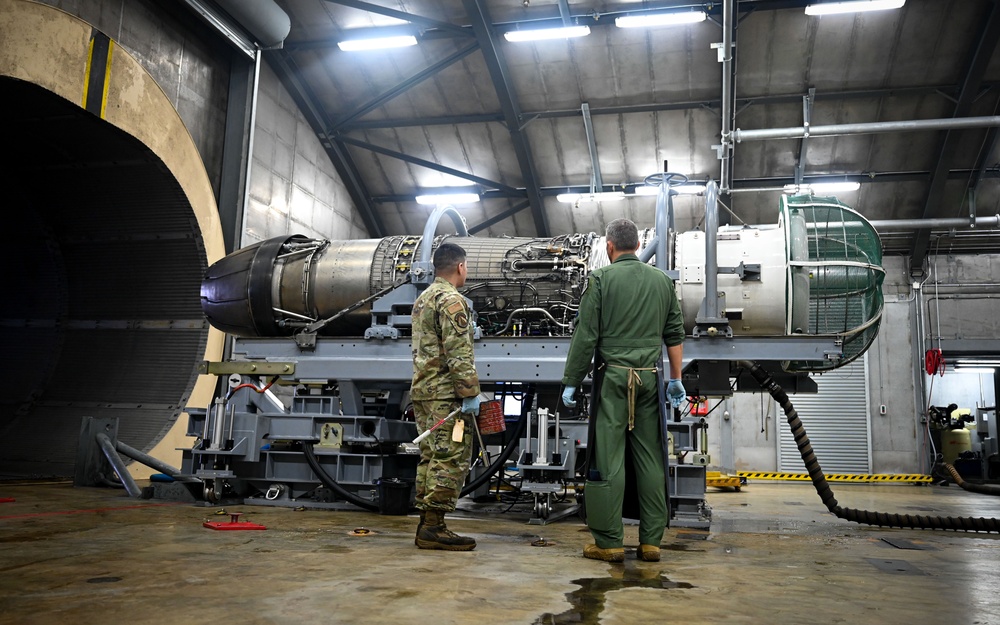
left=562, top=218, right=686, bottom=563
left=410, top=242, right=481, bottom=551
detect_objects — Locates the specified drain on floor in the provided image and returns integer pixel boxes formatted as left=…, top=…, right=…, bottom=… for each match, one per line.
left=348, top=527, right=377, bottom=537
left=865, top=558, right=925, bottom=575
left=535, top=569, right=694, bottom=624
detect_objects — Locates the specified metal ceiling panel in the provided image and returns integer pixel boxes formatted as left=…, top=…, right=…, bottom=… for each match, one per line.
left=272, top=0, right=1000, bottom=254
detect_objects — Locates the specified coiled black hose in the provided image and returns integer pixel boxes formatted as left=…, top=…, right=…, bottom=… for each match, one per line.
left=302, top=441, right=380, bottom=512
left=739, top=360, right=1000, bottom=533
left=300, top=386, right=534, bottom=510
left=461, top=401, right=529, bottom=498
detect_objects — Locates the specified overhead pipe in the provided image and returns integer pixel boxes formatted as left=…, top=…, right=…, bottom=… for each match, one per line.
left=655, top=186, right=669, bottom=272
left=582, top=103, right=603, bottom=191
left=415, top=204, right=469, bottom=279
left=868, top=215, right=1000, bottom=231
left=718, top=0, right=735, bottom=192
left=702, top=181, right=721, bottom=320
left=734, top=115, right=1000, bottom=142
left=805, top=215, right=1000, bottom=231
left=214, top=0, right=290, bottom=48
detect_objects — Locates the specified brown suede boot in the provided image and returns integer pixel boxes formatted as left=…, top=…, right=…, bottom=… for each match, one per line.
left=414, top=510, right=426, bottom=546
left=415, top=510, right=476, bottom=551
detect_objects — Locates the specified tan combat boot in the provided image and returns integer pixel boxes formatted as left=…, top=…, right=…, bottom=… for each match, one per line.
left=583, top=544, right=625, bottom=562
left=638, top=544, right=661, bottom=562
left=415, top=510, right=476, bottom=551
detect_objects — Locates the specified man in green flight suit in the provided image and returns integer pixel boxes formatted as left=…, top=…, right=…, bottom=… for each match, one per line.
left=410, top=242, right=481, bottom=551
left=562, top=218, right=686, bottom=563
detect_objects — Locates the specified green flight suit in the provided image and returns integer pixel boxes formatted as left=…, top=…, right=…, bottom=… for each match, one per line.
left=562, top=253, right=685, bottom=549
left=411, top=277, right=481, bottom=513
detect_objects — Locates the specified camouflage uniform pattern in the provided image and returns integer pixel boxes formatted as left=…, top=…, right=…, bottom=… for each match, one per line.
left=411, top=277, right=480, bottom=401
left=411, top=277, right=480, bottom=512
left=413, top=399, right=474, bottom=512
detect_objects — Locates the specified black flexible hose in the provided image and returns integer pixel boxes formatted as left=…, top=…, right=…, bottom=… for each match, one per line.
left=739, top=360, right=1000, bottom=533
left=939, top=462, right=1000, bottom=496
left=301, top=442, right=380, bottom=512
left=301, top=386, right=533, bottom=510
left=460, top=386, right=534, bottom=497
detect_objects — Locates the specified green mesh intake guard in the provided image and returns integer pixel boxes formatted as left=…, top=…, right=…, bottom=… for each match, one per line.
left=781, top=194, right=885, bottom=373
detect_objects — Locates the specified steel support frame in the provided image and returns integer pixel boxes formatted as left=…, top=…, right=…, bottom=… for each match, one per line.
left=338, top=135, right=518, bottom=194
left=322, top=0, right=471, bottom=38
left=463, top=0, right=549, bottom=236
left=468, top=200, right=531, bottom=234
left=266, top=50, right=386, bottom=237
left=218, top=48, right=261, bottom=253
left=231, top=335, right=843, bottom=384
left=343, top=84, right=994, bottom=131
left=330, top=42, right=480, bottom=133
left=909, top=1, right=1000, bottom=275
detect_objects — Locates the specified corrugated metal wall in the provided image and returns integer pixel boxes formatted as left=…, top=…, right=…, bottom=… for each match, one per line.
left=778, top=356, right=872, bottom=474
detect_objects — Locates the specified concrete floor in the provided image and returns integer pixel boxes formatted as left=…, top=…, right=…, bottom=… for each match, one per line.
left=1, top=479, right=999, bottom=625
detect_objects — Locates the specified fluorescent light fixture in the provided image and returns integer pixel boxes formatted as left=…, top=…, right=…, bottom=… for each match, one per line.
left=954, top=367, right=996, bottom=375
left=414, top=192, right=481, bottom=205
left=504, top=25, right=591, bottom=42
left=805, top=0, right=905, bottom=16
left=634, top=184, right=706, bottom=195
left=786, top=181, right=861, bottom=194
left=956, top=359, right=1000, bottom=365
left=634, top=185, right=661, bottom=196
left=337, top=25, right=418, bottom=51
left=673, top=184, right=707, bottom=194
left=810, top=181, right=861, bottom=193
left=556, top=192, right=626, bottom=203
left=615, top=11, right=707, bottom=28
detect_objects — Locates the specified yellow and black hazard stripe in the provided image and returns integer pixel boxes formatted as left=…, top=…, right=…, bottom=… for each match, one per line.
left=82, top=29, right=113, bottom=118
left=737, top=471, right=932, bottom=484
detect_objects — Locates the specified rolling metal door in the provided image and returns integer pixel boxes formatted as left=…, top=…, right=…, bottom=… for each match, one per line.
left=778, top=355, right=872, bottom=473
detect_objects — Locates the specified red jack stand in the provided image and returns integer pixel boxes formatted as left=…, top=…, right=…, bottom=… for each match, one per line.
left=203, top=512, right=266, bottom=531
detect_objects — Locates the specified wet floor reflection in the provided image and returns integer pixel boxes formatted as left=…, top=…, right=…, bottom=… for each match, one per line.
left=535, top=565, right=694, bottom=624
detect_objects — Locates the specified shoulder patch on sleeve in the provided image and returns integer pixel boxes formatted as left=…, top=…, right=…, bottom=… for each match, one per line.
left=446, top=301, right=465, bottom=315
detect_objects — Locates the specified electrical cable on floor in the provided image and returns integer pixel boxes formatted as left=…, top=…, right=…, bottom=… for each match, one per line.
left=739, top=360, right=1000, bottom=533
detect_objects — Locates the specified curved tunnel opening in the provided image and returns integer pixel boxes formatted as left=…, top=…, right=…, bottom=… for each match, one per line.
left=0, top=76, right=209, bottom=477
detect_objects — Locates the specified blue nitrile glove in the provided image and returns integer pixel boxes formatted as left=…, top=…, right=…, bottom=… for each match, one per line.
left=561, top=386, right=577, bottom=408
left=666, top=379, right=686, bottom=408
left=461, top=395, right=481, bottom=416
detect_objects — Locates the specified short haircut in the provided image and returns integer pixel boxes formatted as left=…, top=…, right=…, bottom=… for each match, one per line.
left=433, top=242, right=467, bottom=273
left=606, top=218, right=639, bottom=251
